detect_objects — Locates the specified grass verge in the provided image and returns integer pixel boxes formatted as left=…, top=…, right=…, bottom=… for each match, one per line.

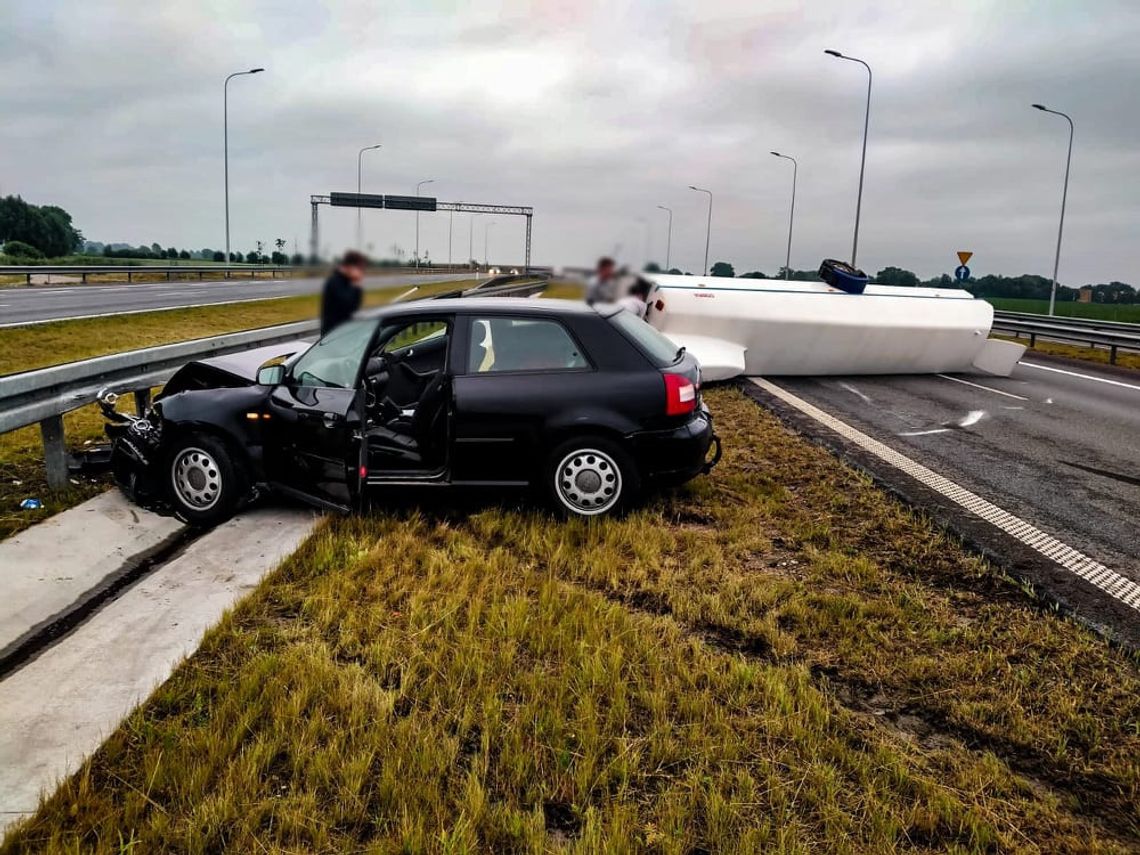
left=5, top=387, right=1138, bottom=853
left=0, top=280, right=479, bottom=539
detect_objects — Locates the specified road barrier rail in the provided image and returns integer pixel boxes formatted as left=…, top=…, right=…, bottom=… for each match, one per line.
left=0, top=275, right=546, bottom=488
left=992, top=310, right=1140, bottom=364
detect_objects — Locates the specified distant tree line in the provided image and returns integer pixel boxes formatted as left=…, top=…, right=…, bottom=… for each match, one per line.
left=643, top=258, right=1137, bottom=303
left=0, top=195, right=84, bottom=258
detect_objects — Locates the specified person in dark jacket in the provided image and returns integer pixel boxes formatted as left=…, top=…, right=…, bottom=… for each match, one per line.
left=319, top=250, right=367, bottom=336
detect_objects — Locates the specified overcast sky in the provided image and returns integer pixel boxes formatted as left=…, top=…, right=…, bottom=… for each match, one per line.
left=2, top=1, right=1138, bottom=282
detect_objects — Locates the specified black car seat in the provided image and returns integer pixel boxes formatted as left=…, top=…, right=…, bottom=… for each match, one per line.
left=366, top=373, right=449, bottom=465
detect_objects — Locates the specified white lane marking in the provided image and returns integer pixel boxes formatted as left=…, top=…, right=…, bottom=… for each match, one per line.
left=752, top=378, right=1140, bottom=613
left=957, top=409, right=986, bottom=428
left=1022, top=361, right=1140, bottom=393
left=0, top=295, right=295, bottom=328
left=936, top=374, right=1028, bottom=401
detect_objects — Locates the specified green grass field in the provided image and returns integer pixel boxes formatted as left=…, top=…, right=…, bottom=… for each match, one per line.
left=985, top=298, right=1140, bottom=322
left=5, top=387, right=1138, bottom=853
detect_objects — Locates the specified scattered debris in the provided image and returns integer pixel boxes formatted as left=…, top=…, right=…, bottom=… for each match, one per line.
left=19, top=498, right=43, bottom=510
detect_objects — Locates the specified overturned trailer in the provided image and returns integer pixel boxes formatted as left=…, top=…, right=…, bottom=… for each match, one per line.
left=642, top=274, right=1026, bottom=381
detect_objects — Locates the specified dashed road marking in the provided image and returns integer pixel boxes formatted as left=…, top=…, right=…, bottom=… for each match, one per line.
left=752, top=378, right=1140, bottom=613
left=936, top=373, right=1028, bottom=401
left=1022, top=362, right=1140, bottom=393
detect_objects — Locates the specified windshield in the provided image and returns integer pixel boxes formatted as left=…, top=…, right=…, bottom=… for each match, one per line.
left=290, top=319, right=376, bottom=388
left=609, top=312, right=680, bottom=367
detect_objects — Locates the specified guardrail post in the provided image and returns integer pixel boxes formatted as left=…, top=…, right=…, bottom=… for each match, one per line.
left=1110, top=345, right=1118, bottom=365
left=1029, top=333, right=1036, bottom=347
left=81, top=272, right=87, bottom=284
left=135, top=389, right=152, bottom=416
left=127, top=270, right=133, bottom=283
left=39, top=415, right=69, bottom=491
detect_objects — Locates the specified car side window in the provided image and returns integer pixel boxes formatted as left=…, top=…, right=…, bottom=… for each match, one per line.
left=468, top=317, right=589, bottom=373
left=290, top=319, right=376, bottom=388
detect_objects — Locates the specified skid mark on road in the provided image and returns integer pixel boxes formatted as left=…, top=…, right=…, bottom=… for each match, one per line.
left=753, top=378, right=1140, bottom=612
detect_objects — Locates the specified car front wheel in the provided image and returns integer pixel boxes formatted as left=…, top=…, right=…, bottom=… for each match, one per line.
left=166, top=434, right=247, bottom=526
left=546, top=436, right=639, bottom=517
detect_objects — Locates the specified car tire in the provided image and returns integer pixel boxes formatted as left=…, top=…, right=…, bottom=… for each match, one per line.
left=165, top=433, right=248, bottom=527
left=546, top=436, right=639, bottom=518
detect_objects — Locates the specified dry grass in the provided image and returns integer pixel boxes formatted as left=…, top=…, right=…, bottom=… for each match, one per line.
left=5, top=387, right=1138, bottom=853
left=0, top=281, right=478, bottom=539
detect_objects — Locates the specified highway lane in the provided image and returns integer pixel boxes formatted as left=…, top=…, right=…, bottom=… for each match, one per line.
left=764, top=356, right=1140, bottom=587
left=0, top=273, right=472, bottom=327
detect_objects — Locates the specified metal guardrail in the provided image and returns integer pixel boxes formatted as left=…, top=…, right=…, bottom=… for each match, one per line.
left=0, top=277, right=547, bottom=489
left=0, top=264, right=302, bottom=284
left=992, top=310, right=1140, bottom=364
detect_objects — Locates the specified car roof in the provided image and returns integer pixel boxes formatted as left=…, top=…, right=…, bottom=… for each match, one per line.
left=370, top=297, right=622, bottom=318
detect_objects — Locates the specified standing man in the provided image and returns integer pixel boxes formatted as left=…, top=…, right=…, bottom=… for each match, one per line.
left=585, top=256, right=618, bottom=305
left=320, top=250, right=367, bottom=336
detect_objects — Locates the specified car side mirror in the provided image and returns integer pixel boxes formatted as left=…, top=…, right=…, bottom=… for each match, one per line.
left=257, top=364, right=286, bottom=386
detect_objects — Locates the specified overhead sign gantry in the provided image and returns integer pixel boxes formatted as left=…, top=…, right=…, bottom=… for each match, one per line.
left=310, top=193, right=533, bottom=268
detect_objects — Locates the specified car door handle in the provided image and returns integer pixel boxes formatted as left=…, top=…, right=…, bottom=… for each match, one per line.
left=322, top=412, right=341, bottom=428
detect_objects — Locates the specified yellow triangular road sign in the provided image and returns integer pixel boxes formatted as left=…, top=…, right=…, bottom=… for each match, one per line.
left=957, top=251, right=973, bottom=266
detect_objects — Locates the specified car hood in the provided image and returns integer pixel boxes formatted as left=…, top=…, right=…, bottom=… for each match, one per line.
left=194, top=340, right=310, bottom=382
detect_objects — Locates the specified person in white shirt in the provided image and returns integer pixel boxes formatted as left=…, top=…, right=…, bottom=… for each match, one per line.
left=617, top=277, right=651, bottom=318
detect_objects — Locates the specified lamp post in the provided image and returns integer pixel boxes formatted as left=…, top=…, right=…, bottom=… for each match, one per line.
left=469, top=214, right=476, bottom=269
left=656, top=205, right=673, bottom=270
left=484, top=221, right=496, bottom=269
left=1032, top=103, right=1075, bottom=316
left=356, top=143, right=381, bottom=250
left=224, top=67, right=264, bottom=268
left=688, top=185, right=712, bottom=275
left=448, top=208, right=453, bottom=269
left=415, top=178, right=434, bottom=269
left=824, top=49, right=871, bottom=268
left=770, top=151, right=798, bottom=280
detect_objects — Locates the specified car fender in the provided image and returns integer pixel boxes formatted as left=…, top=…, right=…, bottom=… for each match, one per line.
left=543, top=405, right=642, bottom=443
left=157, top=387, right=271, bottom=476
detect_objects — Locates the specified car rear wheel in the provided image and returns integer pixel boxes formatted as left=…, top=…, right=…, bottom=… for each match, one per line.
left=547, top=436, right=639, bottom=517
left=167, top=434, right=247, bottom=526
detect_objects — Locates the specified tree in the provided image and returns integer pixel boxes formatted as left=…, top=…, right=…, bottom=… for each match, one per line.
left=644, top=261, right=662, bottom=273
left=3, top=240, right=44, bottom=259
left=667, top=267, right=683, bottom=275
left=179, top=249, right=191, bottom=260
left=150, top=242, right=163, bottom=256
left=165, top=246, right=179, bottom=259
left=213, top=251, right=226, bottom=262
left=740, top=270, right=767, bottom=279
left=710, top=261, right=735, bottom=278
left=0, top=195, right=83, bottom=257
left=875, top=266, right=919, bottom=287
left=291, top=253, right=304, bottom=265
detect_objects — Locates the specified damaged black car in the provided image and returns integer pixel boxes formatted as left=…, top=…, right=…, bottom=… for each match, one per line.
left=101, top=297, right=720, bottom=525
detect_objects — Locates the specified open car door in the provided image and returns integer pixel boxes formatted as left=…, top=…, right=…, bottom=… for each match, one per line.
left=264, top=319, right=376, bottom=511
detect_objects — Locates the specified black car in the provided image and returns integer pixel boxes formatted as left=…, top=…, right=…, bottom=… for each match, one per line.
left=101, top=298, right=720, bottom=524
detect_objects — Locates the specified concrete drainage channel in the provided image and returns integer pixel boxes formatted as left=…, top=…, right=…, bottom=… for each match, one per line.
left=0, top=490, right=318, bottom=832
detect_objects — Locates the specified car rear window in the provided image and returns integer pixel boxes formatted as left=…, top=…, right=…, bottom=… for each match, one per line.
left=609, top=311, right=681, bottom=367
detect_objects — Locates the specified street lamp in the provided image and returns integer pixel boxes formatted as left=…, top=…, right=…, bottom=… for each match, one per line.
left=771, top=152, right=798, bottom=280
left=1032, top=103, right=1075, bottom=316
left=656, top=205, right=673, bottom=270
left=484, top=220, right=496, bottom=269
left=415, top=178, right=434, bottom=269
left=825, top=49, right=872, bottom=268
left=688, top=185, right=713, bottom=275
left=356, top=143, right=381, bottom=250
left=469, top=213, right=477, bottom=269
left=223, top=67, right=264, bottom=268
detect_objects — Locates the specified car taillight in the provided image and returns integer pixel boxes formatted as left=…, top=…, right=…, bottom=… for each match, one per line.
left=664, top=372, right=696, bottom=416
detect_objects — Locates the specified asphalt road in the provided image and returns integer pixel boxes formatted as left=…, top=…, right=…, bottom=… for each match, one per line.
left=764, top=357, right=1140, bottom=587
left=0, top=273, right=471, bottom=327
